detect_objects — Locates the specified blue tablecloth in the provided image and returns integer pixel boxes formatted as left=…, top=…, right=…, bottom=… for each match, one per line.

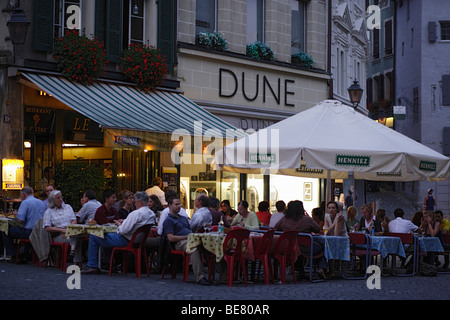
left=416, top=236, right=444, bottom=253
left=370, top=236, right=406, bottom=258
left=314, top=235, right=350, bottom=261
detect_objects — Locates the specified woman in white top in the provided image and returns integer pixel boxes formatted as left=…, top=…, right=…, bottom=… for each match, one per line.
left=43, top=190, right=82, bottom=263
left=323, top=200, right=347, bottom=236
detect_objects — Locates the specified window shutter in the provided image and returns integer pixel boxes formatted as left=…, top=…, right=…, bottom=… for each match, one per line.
left=385, top=20, right=393, bottom=55
left=443, top=75, right=450, bottom=106
left=444, top=127, right=450, bottom=155
left=33, top=0, right=54, bottom=52
left=158, top=0, right=176, bottom=73
left=95, top=0, right=123, bottom=63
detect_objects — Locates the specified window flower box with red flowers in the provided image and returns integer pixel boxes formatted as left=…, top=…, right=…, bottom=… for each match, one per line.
left=53, top=30, right=107, bottom=85
left=121, top=43, right=167, bottom=93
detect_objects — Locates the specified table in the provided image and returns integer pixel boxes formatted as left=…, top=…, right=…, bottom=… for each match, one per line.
left=370, top=235, right=406, bottom=258
left=0, top=217, right=22, bottom=235
left=65, top=224, right=117, bottom=239
left=314, top=235, right=350, bottom=261
left=415, top=236, right=444, bottom=253
left=186, top=232, right=227, bottom=262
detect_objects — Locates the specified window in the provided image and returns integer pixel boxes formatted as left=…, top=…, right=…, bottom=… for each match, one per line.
left=196, top=0, right=216, bottom=35
left=384, top=19, right=393, bottom=55
left=54, top=0, right=82, bottom=37
left=247, top=0, right=264, bottom=44
left=291, top=0, right=306, bottom=55
left=95, top=0, right=146, bottom=62
left=440, top=21, right=450, bottom=40
left=373, top=28, right=380, bottom=59
left=127, top=0, right=145, bottom=45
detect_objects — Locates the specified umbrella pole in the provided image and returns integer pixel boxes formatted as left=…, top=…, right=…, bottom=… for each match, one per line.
left=326, top=170, right=331, bottom=201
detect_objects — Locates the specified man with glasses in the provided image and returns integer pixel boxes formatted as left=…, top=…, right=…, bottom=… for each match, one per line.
left=81, top=191, right=155, bottom=274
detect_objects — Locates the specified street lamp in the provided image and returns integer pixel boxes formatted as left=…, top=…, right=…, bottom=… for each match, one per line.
left=347, top=80, right=363, bottom=109
left=7, top=7, right=30, bottom=45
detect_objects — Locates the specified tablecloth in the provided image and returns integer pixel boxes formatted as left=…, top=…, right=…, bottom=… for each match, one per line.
left=65, top=224, right=117, bottom=239
left=370, top=236, right=406, bottom=258
left=0, top=217, right=22, bottom=235
left=186, top=233, right=227, bottom=262
left=416, top=236, right=444, bottom=253
left=315, top=235, right=350, bottom=261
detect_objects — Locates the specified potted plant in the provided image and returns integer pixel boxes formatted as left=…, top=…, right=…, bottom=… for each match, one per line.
left=121, top=43, right=168, bottom=93
left=54, top=158, right=108, bottom=212
left=246, top=41, right=274, bottom=61
left=196, top=31, right=228, bottom=51
left=53, top=30, right=107, bottom=85
left=291, top=51, right=315, bottom=69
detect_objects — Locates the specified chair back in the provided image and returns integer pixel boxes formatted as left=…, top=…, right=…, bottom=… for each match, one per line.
left=273, top=231, right=298, bottom=257
left=349, top=232, right=368, bottom=245
left=129, top=224, right=152, bottom=249
left=223, top=228, right=250, bottom=257
left=443, top=233, right=450, bottom=245
left=297, top=233, right=313, bottom=247
left=254, top=229, right=275, bottom=256
left=383, top=232, right=414, bottom=245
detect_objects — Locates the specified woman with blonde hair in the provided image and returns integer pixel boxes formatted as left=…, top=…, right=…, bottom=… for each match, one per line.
left=346, top=206, right=359, bottom=232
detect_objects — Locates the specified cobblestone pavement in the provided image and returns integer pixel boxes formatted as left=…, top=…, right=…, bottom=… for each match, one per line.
left=1, top=261, right=448, bottom=301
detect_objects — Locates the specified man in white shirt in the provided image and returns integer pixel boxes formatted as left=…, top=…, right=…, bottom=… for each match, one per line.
left=269, top=200, right=286, bottom=228
left=388, top=208, right=419, bottom=233
left=145, top=177, right=167, bottom=207
left=82, top=191, right=155, bottom=274
left=190, top=194, right=212, bottom=233
left=76, top=190, right=101, bottom=224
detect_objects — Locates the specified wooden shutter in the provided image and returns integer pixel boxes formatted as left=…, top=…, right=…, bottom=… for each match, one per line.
left=158, top=0, right=176, bottom=73
left=443, top=75, right=450, bottom=106
left=33, top=0, right=54, bottom=52
left=95, top=0, right=123, bottom=63
left=385, top=20, right=393, bottom=55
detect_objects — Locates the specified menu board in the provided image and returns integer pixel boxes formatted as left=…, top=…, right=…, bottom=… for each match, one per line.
left=2, top=159, right=24, bottom=190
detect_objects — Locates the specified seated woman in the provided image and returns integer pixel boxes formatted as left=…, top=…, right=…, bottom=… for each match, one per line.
left=255, top=200, right=271, bottom=226
left=220, top=200, right=238, bottom=225
left=42, top=190, right=82, bottom=263
left=324, top=201, right=347, bottom=236
left=274, top=200, right=326, bottom=278
left=231, top=200, right=259, bottom=230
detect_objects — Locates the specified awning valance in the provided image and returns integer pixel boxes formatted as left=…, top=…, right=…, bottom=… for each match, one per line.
left=21, top=72, right=245, bottom=139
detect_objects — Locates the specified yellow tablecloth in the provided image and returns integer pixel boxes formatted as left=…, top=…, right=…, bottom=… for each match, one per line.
left=65, top=224, right=117, bottom=239
left=186, top=233, right=227, bottom=262
left=0, top=217, right=22, bottom=235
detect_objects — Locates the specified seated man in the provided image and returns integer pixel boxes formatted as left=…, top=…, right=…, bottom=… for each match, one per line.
left=82, top=191, right=155, bottom=274
left=1, top=187, right=47, bottom=261
left=190, top=194, right=212, bottom=233
left=162, top=195, right=209, bottom=285
left=76, top=190, right=101, bottom=224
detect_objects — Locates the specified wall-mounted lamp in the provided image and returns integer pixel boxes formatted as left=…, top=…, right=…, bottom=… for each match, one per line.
left=347, top=80, right=364, bottom=109
left=7, top=7, right=30, bottom=45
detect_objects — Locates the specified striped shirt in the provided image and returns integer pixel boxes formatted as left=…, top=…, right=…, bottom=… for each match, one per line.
left=43, top=204, right=76, bottom=229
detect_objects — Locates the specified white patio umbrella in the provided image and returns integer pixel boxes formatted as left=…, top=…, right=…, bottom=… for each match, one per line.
left=213, top=100, right=450, bottom=183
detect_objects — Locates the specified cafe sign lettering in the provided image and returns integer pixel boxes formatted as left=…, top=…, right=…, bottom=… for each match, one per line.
left=419, top=161, right=436, bottom=172
left=335, top=154, right=371, bottom=167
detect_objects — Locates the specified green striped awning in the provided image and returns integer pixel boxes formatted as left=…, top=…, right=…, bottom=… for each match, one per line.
left=21, top=72, right=244, bottom=138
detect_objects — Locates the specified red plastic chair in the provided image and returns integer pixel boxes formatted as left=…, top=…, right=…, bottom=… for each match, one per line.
left=252, top=229, right=275, bottom=285
left=342, top=232, right=379, bottom=279
left=15, top=238, right=39, bottom=266
left=45, top=241, right=69, bottom=272
left=161, top=248, right=190, bottom=282
left=297, top=233, right=325, bottom=282
left=109, top=224, right=152, bottom=278
left=222, top=228, right=250, bottom=287
left=438, top=233, right=450, bottom=274
left=383, top=232, right=420, bottom=276
left=271, top=231, right=298, bottom=284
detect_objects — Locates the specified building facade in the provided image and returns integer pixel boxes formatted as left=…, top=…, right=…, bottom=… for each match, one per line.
left=0, top=0, right=332, bottom=215
left=395, top=0, right=450, bottom=212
